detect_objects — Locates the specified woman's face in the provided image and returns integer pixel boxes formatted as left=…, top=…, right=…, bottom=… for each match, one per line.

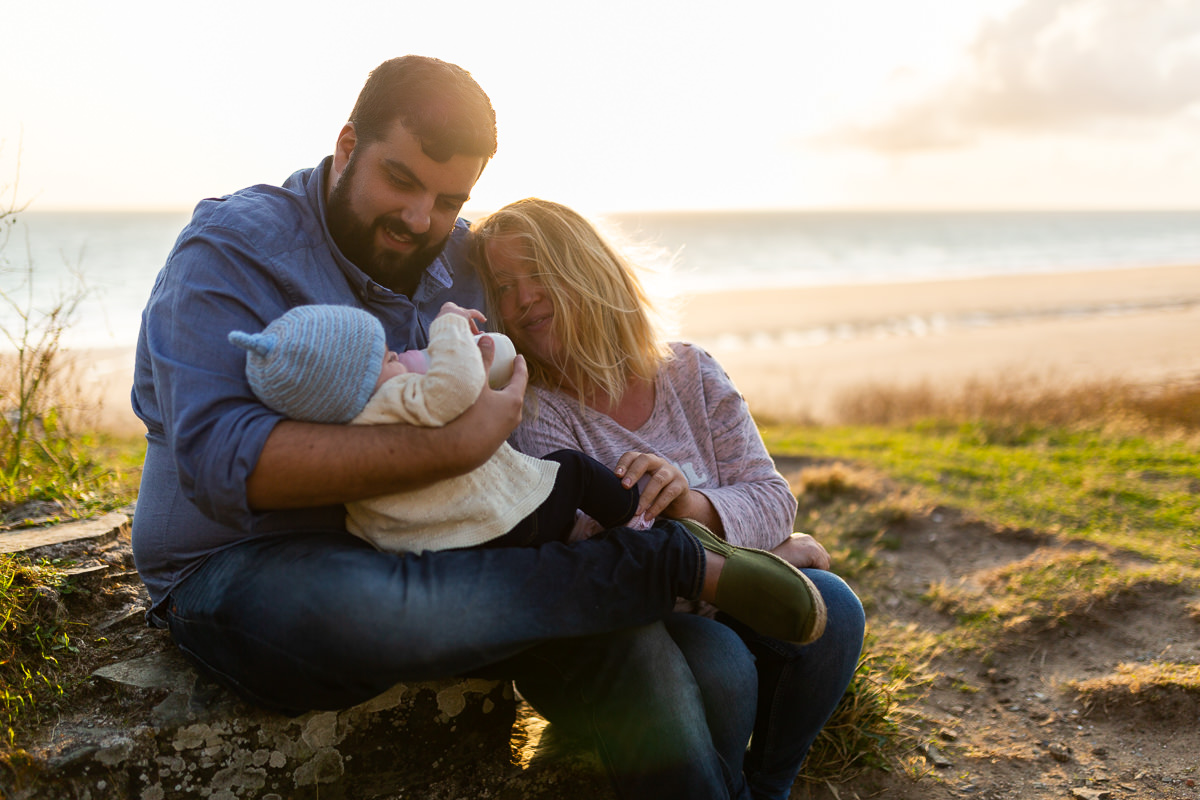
left=485, top=235, right=562, bottom=366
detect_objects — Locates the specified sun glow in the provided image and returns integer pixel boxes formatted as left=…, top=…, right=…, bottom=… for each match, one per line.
left=5, top=0, right=1199, bottom=213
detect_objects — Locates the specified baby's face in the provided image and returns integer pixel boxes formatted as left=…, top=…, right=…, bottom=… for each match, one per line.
left=374, top=349, right=428, bottom=393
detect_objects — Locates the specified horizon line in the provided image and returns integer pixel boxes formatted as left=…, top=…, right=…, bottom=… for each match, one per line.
left=18, top=204, right=1200, bottom=216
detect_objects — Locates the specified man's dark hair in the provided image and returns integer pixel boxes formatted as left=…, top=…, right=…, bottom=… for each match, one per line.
left=349, top=55, right=497, bottom=164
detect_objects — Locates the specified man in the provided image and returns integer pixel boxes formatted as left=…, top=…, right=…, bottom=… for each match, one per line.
left=131, top=56, right=844, bottom=800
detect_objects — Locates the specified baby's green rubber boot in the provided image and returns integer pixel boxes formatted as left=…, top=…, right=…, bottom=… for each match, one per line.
left=680, top=518, right=827, bottom=644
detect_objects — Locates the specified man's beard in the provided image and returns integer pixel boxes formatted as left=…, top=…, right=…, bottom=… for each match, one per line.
left=326, top=157, right=449, bottom=295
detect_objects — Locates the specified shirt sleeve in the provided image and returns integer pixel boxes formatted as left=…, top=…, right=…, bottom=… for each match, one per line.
left=142, top=224, right=294, bottom=530
left=678, top=346, right=798, bottom=550
left=510, top=391, right=589, bottom=457
left=356, top=314, right=485, bottom=427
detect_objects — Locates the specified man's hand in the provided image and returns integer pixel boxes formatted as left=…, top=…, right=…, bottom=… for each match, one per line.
left=450, top=348, right=528, bottom=452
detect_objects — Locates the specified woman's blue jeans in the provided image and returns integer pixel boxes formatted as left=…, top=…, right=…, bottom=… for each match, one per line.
left=733, top=569, right=866, bottom=800
left=161, top=526, right=863, bottom=800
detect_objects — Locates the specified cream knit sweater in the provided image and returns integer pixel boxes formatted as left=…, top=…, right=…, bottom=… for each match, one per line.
left=345, top=314, right=558, bottom=553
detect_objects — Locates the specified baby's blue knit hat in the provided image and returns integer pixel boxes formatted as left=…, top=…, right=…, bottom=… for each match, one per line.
left=228, top=305, right=387, bottom=424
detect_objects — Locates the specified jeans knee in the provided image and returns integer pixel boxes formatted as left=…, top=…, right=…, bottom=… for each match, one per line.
left=804, top=570, right=866, bottom=661
left=612, top=622, right=697, bottom=681
left=665, top=613, right=757, bottom=706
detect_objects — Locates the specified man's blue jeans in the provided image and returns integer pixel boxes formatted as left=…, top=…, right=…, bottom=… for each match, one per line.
left=161, top=526, right=862, bottom=800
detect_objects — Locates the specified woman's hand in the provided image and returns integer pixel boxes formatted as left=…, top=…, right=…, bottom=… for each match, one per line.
left=771, top=533, right=831, bottom=571
left=615, top=451, right=711, bottom=522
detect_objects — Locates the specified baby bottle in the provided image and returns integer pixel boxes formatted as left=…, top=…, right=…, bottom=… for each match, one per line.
left=475, top=332, right=516, bottom=388
left=397, top=333, right=515, bottom=388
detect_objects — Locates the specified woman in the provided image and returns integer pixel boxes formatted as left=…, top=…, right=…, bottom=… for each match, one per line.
left=472, top=198, right=867, bottom=800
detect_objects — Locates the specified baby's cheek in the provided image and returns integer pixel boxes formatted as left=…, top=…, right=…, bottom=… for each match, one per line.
left=396, top=350, right=430, bottom=374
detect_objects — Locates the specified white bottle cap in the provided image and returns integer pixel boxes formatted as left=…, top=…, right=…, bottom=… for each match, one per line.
left=474, top=332, right=517, bottom=388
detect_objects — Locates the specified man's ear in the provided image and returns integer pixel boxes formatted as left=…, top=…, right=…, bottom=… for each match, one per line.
left=332, top=123, right=357, bottom=178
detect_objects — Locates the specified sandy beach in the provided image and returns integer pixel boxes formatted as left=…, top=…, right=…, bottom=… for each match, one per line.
left=677, top=263, right=1200, bottom=422
left=73, top=263, right=1200, bottom=435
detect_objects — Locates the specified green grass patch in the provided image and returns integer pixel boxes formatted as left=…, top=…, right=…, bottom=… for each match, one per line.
left=0, top=430, right=143, bottom=522
left=764, top=423, right=1200, bottom=569
left=0, top=432, right=141, bottom=742
left=0, top=556, right=75, bottom=745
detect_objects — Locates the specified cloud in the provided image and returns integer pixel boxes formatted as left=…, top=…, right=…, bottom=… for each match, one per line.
left=828, top=0, right=1200, bottom=153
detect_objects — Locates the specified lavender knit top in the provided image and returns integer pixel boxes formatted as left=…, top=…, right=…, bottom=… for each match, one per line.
left=511, top=342, right=797, bottom=551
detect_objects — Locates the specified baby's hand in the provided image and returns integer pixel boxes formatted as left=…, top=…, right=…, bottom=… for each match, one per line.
left=437, top=302, right=487, bottom=334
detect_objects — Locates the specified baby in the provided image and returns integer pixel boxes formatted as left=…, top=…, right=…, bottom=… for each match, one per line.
left=229, top=303, right=647, bottom=553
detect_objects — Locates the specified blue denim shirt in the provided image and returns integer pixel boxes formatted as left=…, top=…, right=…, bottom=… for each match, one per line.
left=130, top=157, right=487, bottom=608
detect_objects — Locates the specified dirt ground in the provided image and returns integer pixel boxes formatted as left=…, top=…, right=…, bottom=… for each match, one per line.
left=774, top=458, right=1200, bottom=800
left=5, top=479, right=1199, bottom=800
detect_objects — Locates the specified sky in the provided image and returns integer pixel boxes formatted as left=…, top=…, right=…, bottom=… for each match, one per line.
left=4, top=0, right=1200, bottom=213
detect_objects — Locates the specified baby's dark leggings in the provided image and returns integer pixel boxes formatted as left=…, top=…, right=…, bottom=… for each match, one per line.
left=485, top=449, right=640, bottom=548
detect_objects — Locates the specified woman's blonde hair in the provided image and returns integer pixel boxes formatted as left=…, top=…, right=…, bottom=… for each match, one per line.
left=472, top=198, right=672, bottom=405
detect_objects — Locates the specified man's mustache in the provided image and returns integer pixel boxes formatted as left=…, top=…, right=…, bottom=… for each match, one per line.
left=381, top=218, right=430, bottom=248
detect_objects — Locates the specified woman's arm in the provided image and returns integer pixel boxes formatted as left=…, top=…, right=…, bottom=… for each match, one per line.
left=672, top=345, right=798, bottom=550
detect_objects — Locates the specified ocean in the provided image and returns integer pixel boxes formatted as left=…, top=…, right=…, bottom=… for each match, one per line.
left=4, top=209, right=1200, bottom=350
